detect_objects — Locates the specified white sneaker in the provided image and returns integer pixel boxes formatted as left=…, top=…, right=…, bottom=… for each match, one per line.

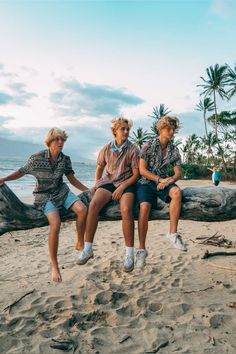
left=77, top=249, right=94, bottom=265
left=166, top=233, right=187, bottom=251
left=136, top=249, right=148, bottom=269
left=123, top=254, right=134, bottom=272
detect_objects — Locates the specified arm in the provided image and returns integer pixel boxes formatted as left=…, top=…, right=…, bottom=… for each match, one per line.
left=0, top=170, right=24, bottom=185
left=207, top=167, right=214, bottom=172
left=157, top=165, right=182, bottom=190
left=66, top=173, right=88, bottom=192
left=112, top=167, right=139, bottom=201
left=139, top=158, right=160, bottom=183
left=95, top=164, right=105, bottom=181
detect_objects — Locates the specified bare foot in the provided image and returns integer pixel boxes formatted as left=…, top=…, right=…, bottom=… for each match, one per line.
left=51, top=266, right=62, bottom=282
left=76, top=242, right=84, bottom=251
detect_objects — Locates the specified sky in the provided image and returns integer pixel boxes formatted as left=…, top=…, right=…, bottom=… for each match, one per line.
left=0, top=0, right=236, bottom=160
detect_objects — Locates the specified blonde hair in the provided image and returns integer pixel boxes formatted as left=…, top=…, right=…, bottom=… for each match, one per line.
left=44, top=127, right=68, bottom=147
left=156, top=115, right=180, bottom=132
left=111, top=116, right=133, bottom=137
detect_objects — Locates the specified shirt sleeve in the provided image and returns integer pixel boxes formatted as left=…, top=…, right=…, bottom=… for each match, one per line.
left=172, top=146, right=182, bottom=166
left=64, top=156, right=75, bottom=175
left=97, top=145, right=107, bottom=168
left=140, top=142, right=150, bottom=161
left=130, top=146, right=140, bottom=169
left=18, top=156, right=34, bottom=175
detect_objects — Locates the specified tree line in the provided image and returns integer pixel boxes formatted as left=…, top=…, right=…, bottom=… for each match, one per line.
left=130, top=63, right=236, bottom=179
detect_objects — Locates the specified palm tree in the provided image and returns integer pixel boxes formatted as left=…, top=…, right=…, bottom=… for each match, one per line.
left=201, top=132, right=217, bottom=164
left=198, top=64, right=228, bottom=170
left=195, top=97, right=214, bottom=138
left=130, top=127, right=151, bottom=149
left=226, top=63, right=236, bottom=99
left=149, top=104, right=171, bottom=135
left=181, top=134, right=200, bottom=164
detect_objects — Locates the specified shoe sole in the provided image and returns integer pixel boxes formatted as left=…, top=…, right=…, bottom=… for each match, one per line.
left=77, top=254, right=94, bottom=265
left=123, top=265, right=134, bottom=273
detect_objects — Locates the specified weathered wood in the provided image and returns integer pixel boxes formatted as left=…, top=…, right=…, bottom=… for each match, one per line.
left=0, top=183, right=236, bottom=235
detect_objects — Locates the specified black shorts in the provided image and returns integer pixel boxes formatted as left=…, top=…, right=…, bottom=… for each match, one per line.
left=136, top=181, right=178, bottom=208
left=97, top=183, right=136, bottom=194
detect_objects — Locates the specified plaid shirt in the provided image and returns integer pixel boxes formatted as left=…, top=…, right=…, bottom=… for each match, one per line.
left=19, top=149, right=74, bottom=209
left=138, top=138, right=181, bottom=185
left=95, top=140, right=139, bottom=188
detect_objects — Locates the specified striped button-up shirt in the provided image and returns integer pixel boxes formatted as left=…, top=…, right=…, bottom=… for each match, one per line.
left=95, top=140, right=139, bottom=188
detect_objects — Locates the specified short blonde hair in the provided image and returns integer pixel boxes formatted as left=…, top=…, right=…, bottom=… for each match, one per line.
left=156, top=115, right=180, bottom=132
left=111, top=116, right=133, bottom=137
left=44, top=127, right=68, bottom=147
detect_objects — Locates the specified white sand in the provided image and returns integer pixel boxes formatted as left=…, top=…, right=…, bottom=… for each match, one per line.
left=0, top=180, right=236, bottom=353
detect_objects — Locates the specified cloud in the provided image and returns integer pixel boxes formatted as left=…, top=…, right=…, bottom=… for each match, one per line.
left=7, top=82, right=37, bottom=105
left=50, top=80, right=145, bottom=118
left=0, top=82, right=37, bottom=106
left=210, top=0, right=232, bottom=17
left=0, top=92, right=13, bottom=105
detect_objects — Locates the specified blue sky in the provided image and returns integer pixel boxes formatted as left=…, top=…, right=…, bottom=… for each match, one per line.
left=0, top=0, right=235, bottom=159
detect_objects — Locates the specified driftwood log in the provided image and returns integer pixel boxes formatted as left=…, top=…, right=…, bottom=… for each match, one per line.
left=0, top=183, right=236, bottom=235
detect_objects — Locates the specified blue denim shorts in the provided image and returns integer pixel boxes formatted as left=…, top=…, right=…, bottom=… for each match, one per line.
left=136, top=181, right=178, bottom=209
left=43, top=191, right=79, bottom=215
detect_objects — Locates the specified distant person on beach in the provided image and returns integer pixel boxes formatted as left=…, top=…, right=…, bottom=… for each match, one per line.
left=78, top=116, right=139, bottom=272
left=207, top=164, right=222, bottom=186
left=0, top=128, right=88, bottom=282
left=135, top=115, right=187, bottom=269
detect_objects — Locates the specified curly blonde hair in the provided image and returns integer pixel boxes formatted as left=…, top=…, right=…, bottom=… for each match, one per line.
left=44, top=127, right=68, bottom=147
left=156, top=115, right=180, bottom=132
left=111, top=116, right=133, bottom=137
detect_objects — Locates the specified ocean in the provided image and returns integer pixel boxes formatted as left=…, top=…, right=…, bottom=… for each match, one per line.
left=0, top=157, right=96, bottom=200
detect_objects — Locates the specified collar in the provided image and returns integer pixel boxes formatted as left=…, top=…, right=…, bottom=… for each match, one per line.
left=110, top=140, right=128, bottom=152
left=45, top=149, right=63, bottom=162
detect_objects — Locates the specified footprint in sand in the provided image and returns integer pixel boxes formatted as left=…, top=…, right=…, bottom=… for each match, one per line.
left=148, top=302, right=163, bottom=313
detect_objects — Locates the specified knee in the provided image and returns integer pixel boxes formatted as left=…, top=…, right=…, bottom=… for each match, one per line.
left=170, top=187, right=182, bottom=201
left=89, top=199, right=102, bottom=213
left=74, top=202, right=87, bottom=217
left=139, top=204, right=151, bottom=218
left=120, top=205, right=133, bottom=219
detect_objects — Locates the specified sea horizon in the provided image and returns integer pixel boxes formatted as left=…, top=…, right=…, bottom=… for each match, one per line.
left=0, top=156, right=96, bottom=200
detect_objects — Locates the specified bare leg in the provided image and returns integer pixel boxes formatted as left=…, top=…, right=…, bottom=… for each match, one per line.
left=70, top=201, right=87, bottom=251
left=138, top=202, right=152, bottom=249
left=85, top=188, right=112, bottom=242
left=120, top=192, right=135, bottom=247
left=46, top=211, right=62, bottom=282
left=169, top=186, right=182, bottom=233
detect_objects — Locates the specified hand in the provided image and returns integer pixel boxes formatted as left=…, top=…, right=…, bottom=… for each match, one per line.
left=112, top=185, right=124, bottom=201
left=0, top=178, right=5, bottom=185
left=89, top=186, right=96, bottom=194
left=157, top=182, right=167, bottom=190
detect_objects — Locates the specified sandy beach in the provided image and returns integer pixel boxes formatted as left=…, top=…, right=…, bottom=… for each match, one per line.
left=0, top=180, right=236, bottom=354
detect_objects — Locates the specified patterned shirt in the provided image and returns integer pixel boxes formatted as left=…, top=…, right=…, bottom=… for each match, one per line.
left=19, top=149, right=74, bottom=209
left=95, top=139, right=139, bottom=188
left=138, top=138, right=181, bottom=185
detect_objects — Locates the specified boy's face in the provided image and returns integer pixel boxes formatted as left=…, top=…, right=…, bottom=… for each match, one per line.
left=159, top=125, right=176, bottom=140
left=115, top=123, right=130, bottom=142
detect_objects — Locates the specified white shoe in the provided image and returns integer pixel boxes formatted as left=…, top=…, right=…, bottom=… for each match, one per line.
left=136, top=249, right=147, bottom=269
left=166, top=233, right=187, bottom=251
left=123, top=254, right=134, bottom=272
left=77, top=249, right=94, bottom=265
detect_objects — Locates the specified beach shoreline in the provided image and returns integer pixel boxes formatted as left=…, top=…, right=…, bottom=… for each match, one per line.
left=0, top=179, right=236, bottom=353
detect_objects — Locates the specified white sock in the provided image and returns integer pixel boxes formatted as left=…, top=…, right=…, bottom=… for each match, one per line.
left=125, top=246, right=134, bottom=256
left=169, top=232, right=177, bottom=238
left=137, top=248, right=145, bottom=252
left=84, top=241, right=93, bottom=252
